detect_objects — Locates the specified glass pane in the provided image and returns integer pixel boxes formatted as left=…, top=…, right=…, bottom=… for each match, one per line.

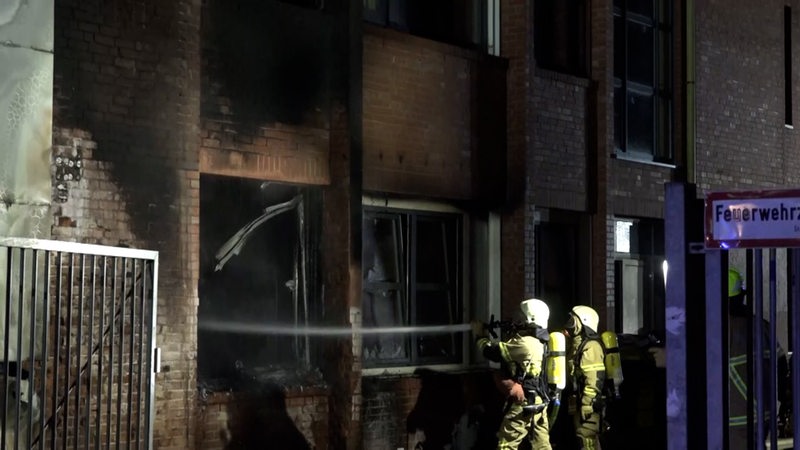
left=614, top=86, right=625, bottom=150
left=627, top=21, right=654, bottom=86
left=389, top=0, right=408, bottom=31
left=614, top=15, right=625, bottom=79
left=627, top=91, right=654, bottom=154
left=416, top=217, right=457, bottom=283
left=415, top=290, right=458, bottom=359
left=628, top=0, right=654, bottom=18
left=363, top=288, right=408, bottom=361
left=363, top=0, right=388, bottom=24
left=363, top=215, right=401, bottom=283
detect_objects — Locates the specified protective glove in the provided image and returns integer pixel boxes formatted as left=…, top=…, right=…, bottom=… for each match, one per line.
left=471, top=320, right=488, bottom=338
left=580, top=405, right=594, bottom=422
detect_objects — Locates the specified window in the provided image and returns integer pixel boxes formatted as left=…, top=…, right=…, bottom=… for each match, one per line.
left=198, top=175, right=322, bottom=387
left=362, top=206, right=463, bottom=367
left=613, top=0, right=673, bottom=162
left=613, top=217, right=665, bottom=334
left=363, top=0, right=484, bottom=49
left=534, top=0, right=588, bottom=76
left=786, top=6, right=793, bottom=127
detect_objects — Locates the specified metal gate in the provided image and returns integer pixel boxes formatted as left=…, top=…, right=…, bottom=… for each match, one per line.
left=0, top=238, right=158, bottom=450
left=666, top=183, right=800, bottom=450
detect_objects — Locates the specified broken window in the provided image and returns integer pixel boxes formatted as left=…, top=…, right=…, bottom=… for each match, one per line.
left=198, top=175, right=321, bottom=387
left=362, top=206, right=463, bottom=367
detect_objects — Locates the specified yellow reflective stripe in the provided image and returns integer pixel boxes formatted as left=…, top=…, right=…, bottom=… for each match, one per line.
left=728, top=364, right=748, bottom=398
left=476, top=337, right=491, bottom=350
left=729, top=415, right=747, bottom=427
left=581, top=363, right=606, bottom=371
left=729, top=354, right=747, bottom=366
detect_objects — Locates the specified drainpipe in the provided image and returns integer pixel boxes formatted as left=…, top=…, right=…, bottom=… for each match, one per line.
left=685, top=0, right=696, bottom=184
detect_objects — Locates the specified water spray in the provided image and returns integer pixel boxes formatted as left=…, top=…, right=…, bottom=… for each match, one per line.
left=199, top=319, right=472, bottom=336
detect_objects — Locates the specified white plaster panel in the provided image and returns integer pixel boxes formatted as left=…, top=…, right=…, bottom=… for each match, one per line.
left=0, top=46, right=53, bottom=208
left=0, top=0, right=54, bottom=52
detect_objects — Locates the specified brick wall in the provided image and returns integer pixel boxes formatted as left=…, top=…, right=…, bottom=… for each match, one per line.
left=588, top=0, right=613, bottom=324
left=199, top=0, right=333, bottom=184
left=695, top=0, right=800, bottom=194
left=361, top=26, right=475, bottom=199
left=530, top=69, right=591, bottom=211
left=53, top=1, right=201, bottom=449
left=610, top=159, right=672, bottom=218
left=502, top=0, right=528, bottom=317
left=197, top=389, right=329, bottom=449
left=361, top=371, right=503, bottom=450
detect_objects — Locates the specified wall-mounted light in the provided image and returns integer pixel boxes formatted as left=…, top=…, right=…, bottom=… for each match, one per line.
left=662, top=260, right=669, bottom=289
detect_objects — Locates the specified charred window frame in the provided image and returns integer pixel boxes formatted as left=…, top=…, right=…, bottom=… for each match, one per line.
left=197, top=175, right=322, bottom=388
left=363, top=0, right=486, bottom=50
left=613, top=0, right=673, bottom=163
left=534, top=0, right=588, bottom=76
left=361, top=204, right=464, bottom=368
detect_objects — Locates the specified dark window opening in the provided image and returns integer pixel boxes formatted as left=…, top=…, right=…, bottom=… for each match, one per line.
left=534, top=0, right=588, bottom=76
left=786, top=6, right=793, bottom=127
left=613, top=0, right=673, bottom=162
left=534, top=210, right=591, bottom=328
left=198, top=174, right=322, bottom=389
left=362, top=208, right=463, bottom=367
left=363, top=0, right=485, bottom=50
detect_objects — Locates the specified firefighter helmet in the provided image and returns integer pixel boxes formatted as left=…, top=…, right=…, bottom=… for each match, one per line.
left=520, top=298, right=550, bottom=329
left=729, top=268, right=744, bottom=298
left=570, top=305, right=599, bottom=334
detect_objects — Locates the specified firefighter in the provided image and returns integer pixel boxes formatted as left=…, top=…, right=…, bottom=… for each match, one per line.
left=565, top=305, right=605, bottom=450
left=727, top=268, right=790, bottom=448
left=472, top=298, right=553, bottom=450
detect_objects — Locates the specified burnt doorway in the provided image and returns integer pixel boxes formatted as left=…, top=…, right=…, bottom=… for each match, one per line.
left=198, top=174, right=321, bottom=388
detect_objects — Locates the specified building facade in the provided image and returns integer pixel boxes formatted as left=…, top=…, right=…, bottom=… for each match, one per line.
left=0, top=0, right=796, bottom=448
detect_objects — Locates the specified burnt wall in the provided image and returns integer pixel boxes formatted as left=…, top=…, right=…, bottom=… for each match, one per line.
left=53, top=0, right=201, bottom=447
left=361, top=370, right=501, bottom=449
left=200, top=0, right=334, bottom=184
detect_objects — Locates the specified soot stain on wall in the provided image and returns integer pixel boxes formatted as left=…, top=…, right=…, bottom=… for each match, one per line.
left=202, top=0, right=333, bottom=131
left=54, top=0, right=195, bottom=246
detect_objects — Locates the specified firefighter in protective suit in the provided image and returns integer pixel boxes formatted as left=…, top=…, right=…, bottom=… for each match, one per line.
left=565, top=305, right=605, bottom=450
left=472, top=298, right=552, bottom=450
left=727, top=268, right=790, bottom=448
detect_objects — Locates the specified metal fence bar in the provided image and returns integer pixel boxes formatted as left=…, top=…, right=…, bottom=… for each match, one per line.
left=3, top=247, right=13, bottom=450
left=135, top=261, right=145, bottom=450
left=0, top=240, right=157, bottom=450
left=754, top=249, right=765, bottom=449
left=13, top=249, right=25, bottom=450
left=768, top=249, right=777, bottom=450
left=28, top=250, right=39, bottom=450
left=126, top=260, right=135, bottom=448
left=116, top=257, right=127, bottom=450
left=146, top=259, right=157, bottom=450
left=51, top=252, right=62, bottom=448
left=74, top=254, right=84, bottom=450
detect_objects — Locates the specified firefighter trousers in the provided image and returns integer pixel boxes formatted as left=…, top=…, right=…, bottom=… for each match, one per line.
left=496, top=397, right=551, bottom=450
left=572, top=411, right=602, bottom=450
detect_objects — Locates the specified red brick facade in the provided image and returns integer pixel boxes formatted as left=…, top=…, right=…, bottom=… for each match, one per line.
left=47, top=0, right=800, bottom=448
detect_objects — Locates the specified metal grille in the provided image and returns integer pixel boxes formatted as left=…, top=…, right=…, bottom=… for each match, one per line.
left=0, top=239, right=158, bottom=450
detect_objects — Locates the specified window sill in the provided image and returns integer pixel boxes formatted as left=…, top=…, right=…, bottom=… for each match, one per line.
left=362, top=363, right=471, bottom=377
left=612, top=152, right=676, bottom=169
